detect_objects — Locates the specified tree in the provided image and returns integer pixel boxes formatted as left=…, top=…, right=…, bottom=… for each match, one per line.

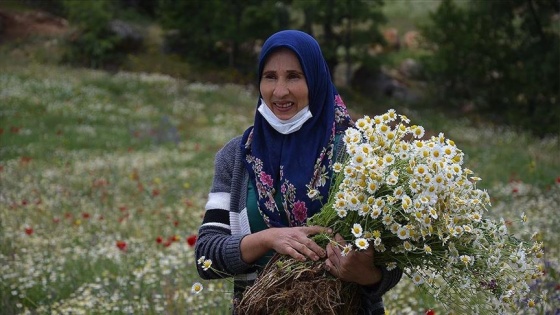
left=420, top=0, right=560, bottom=136
left=157, top=0, right=284, bottom=73
left=61, top=0, right=120, bottom=68
left=294, top=0, right=386, bottom=79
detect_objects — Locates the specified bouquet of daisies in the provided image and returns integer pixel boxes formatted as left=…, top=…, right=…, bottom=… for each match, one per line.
left=237, top=109, right=544, bottom=314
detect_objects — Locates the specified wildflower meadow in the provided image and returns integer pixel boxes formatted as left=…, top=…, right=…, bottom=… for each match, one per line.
left=1, top=63, right=559, bottom=314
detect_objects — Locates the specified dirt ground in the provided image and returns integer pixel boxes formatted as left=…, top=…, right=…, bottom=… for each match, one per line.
left=0, top=8, right=69, bottom=41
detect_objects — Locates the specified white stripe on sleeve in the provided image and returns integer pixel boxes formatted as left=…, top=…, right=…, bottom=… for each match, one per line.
left=205, top=192, right=231, bottom=211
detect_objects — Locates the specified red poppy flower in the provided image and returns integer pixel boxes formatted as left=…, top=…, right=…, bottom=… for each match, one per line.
left=24, top=227, right=33, bottom=235
left=187, top=234, right=197, bottom=247
left=82, top=212, right=91, bottom=219
left=425, top=310, right=435, bottom=315
left=156, top=236, right=163, bottom=244
left=116, top=240, right=127, bottom=251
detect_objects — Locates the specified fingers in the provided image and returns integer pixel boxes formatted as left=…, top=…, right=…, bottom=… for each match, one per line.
left=296, top=226, right=329, bottom=260
left=325, top=240, right=340, bottom=276
left=284, top=245, right=307, bottom=262
left=324, top=233, right=380, bottom=284
left=334, top=233, right=345, bottom=244
left=270, top=227, right=328, bottom=262
left=283, top=239, right=318, bottom=262
left=302, top=225, right=332, bottom=236
left=325, top=234, right=346, bottom=278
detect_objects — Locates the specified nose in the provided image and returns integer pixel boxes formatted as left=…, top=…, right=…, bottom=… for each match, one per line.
left=273, top=80, right=289, bottom=98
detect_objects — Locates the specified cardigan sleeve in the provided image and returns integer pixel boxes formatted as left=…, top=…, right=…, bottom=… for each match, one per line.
left=195, top=137, right=254, bottom=279
left=360, top=265, right=403, bottom=298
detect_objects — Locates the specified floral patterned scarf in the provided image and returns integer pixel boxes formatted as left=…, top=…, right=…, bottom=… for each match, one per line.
left=241, top=30, right=353, bottom=228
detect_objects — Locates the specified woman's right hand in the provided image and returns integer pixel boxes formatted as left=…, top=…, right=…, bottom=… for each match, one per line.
left=240, top=226, right=330, bottom=264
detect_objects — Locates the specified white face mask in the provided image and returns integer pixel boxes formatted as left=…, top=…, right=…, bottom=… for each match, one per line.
left=258, top=99, right=313, bottom=134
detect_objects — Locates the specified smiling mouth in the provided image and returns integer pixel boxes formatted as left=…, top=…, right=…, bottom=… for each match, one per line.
left=273, top=102, right=294, bottom=110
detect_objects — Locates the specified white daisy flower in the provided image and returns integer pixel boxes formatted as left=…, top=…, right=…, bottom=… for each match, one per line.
left=411, top=125, right=425, bottom=139
left=412, top=272, right=424, bottom=285
left=460, top=255, right=473, bottom=266
left=355, top=238, right=369, bottom=250
left=386, top=262, right=398, bottom=271
left=197, top=256, right=206, bottom=265
left=307, top=189, right=320, bottom=200
left=414, top=164, right=429, bottom=177
left=423, top=244, right=432, bottom=254
left=397, top=226, right=410, bottom=240
left=382, top=214, right=394, bottom=225
left=351, top=223, right=363, bottom=237
left=332, top=162, right=344, bottom=173
left=337, top=208, right=348, bottom=218
left=403, top=241, right=414, bottom=251
left=341, top=244, right=353, bottom=256
left=191, top=282, right=203, bottom=294
left=383, top=153, right=396, bottom=166
left=370, top=206, right=382, bottom=219
left=202, top=259, right=212, bottom=271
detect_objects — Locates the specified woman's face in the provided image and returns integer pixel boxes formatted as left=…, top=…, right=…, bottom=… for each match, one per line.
left=260, top=48, right=309, bottom=120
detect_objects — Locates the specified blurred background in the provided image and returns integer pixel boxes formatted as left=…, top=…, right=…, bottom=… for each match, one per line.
left=1, top=0, right=558, bottom=136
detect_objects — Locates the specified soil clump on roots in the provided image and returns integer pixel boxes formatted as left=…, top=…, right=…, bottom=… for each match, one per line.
left=236, top=254, right=362, bottom=315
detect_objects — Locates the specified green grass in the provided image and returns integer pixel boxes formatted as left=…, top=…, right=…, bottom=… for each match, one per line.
left=1, top=61, right=559, bottom=314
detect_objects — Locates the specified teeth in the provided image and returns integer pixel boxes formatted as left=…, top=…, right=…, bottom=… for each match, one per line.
left=274, top=102, right=293, bottom=108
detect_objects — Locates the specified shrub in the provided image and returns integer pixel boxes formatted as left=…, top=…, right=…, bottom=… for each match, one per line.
left=419, top=0, right=560, bottom=137
left=61, top=0, right=121, bottom=69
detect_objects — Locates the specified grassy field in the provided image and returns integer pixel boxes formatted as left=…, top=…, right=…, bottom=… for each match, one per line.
left=1, top=61, right=559, bottom=314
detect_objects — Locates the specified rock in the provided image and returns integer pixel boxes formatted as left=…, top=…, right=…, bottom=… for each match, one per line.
left=108, top=19, right=144, bottom=53
left=399, top=58, right=421, bottom=79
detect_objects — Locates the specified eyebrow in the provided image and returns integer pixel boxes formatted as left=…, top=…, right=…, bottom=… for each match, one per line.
left=262, top=69, right=304, bottom=75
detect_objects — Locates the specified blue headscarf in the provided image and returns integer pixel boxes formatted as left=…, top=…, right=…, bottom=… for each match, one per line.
left=242, top=30, right=353, bottom=228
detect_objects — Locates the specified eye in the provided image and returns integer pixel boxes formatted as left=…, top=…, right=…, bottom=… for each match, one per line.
left=262, top=71, right=277, bottom=80
left=287, top=71, right=304, bottom=81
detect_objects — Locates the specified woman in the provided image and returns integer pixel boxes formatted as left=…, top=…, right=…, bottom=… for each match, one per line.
left=195, top=30, right=402, bottom=314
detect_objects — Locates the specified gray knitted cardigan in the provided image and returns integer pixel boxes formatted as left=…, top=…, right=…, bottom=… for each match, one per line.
left=195, top=135, right=402, bottom=314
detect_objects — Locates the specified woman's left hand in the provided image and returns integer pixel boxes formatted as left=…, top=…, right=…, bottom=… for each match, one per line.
left=325, top=233, right=382, bottom=286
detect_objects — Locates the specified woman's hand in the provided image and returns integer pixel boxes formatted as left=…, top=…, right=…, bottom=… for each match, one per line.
left=325, top=233, right=382, bottom=286
left=241, top=226, right=330, bottom=264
